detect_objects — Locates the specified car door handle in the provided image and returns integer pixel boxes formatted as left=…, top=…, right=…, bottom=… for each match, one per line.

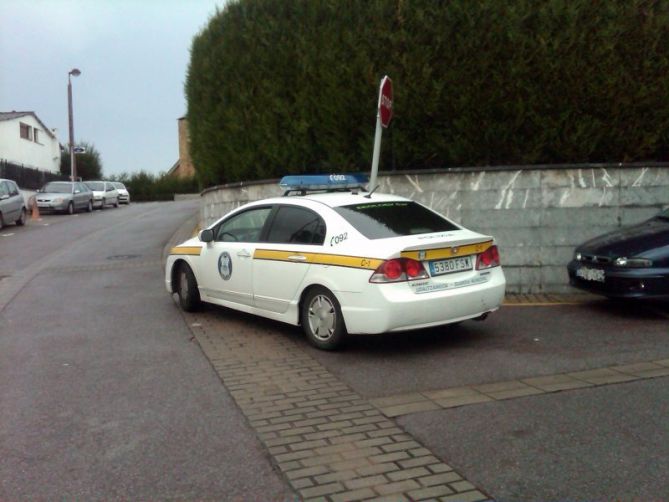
left=288, top=255, right=307, bottom=261
left=237, top=250, right=251, bottom=258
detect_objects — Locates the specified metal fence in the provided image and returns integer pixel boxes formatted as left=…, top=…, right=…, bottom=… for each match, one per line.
left=0, top=160, right=67, bottom=190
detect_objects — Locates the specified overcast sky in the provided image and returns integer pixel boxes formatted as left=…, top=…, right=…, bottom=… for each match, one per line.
left=0, top=0, right=225, bottom=177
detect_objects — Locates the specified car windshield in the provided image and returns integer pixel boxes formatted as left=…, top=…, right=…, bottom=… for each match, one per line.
left=334, top=201, right=459, bottom=239
left=86, top=182, right=105, bottom=191
left=113, top=182, right=126, bottom=190
left=43, top=182, right=72, bottom=193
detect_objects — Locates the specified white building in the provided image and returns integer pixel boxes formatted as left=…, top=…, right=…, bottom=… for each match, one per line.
left=0, top=111, right=61, bottom=173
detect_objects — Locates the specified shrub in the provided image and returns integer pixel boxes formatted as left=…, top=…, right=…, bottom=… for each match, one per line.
left=187, top=0, right=669, bottom=187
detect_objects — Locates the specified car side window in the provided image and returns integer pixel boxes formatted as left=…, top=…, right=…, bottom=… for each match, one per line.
left=0, top=182, right=9, bottom=197
left=8, top=181, right=19, bottom=196
left=265, top=206, right=326, bottom=245
left=215, top=207, right=273, bottom=242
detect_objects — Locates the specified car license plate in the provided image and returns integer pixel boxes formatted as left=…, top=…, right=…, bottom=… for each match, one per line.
left=576, top=267, right=605, bottom=282
left=429, top=256, right=473, bottom=276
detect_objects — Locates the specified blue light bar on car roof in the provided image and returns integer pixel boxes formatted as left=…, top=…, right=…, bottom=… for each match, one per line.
left=279, top=173, right=369, bottom=191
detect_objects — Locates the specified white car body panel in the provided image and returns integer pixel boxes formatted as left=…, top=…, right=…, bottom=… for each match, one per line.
left=165, top=190, right=506, bottom=336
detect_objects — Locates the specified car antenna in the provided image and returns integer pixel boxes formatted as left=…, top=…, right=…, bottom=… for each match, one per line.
left=364, top=185, right=380, bottom=198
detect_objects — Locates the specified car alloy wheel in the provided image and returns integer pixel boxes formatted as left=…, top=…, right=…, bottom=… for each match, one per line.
left=67, top=202, right=74, bottom=215
left=301, top=286, right=346, bottom=350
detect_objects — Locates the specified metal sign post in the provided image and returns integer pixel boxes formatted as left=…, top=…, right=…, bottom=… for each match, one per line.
left=369, top=76, right=393, bottom=191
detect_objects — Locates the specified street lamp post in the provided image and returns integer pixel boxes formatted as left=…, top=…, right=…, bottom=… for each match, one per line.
left=67, top=68, right=81, bottom=181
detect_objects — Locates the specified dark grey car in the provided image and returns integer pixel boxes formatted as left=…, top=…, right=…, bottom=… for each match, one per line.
left=0, top=178, right=27, bottom=229
left=36, top=181, right=93, bottom=214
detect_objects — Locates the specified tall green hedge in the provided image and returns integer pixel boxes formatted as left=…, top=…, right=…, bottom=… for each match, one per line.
left=186, top=0, right=669, bottom=187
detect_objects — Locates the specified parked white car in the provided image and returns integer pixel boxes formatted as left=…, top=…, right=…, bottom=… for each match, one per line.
left=165, top=174, right=506, bottom=350
left=85, top=181, right=119, bottom=209
left=112, top=182, right=130, bottom=204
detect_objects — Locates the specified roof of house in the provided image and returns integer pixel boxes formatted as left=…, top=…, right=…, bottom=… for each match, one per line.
left=0, top=111, right=56, bottom=139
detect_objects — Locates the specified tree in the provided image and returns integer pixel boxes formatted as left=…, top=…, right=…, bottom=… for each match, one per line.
left=60, top=141, right=103, bottom=180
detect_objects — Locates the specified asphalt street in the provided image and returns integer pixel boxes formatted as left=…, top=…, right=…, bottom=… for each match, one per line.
left=2, top=201, right=668, bottom=500
left=0, top=202, right=294, bottom=500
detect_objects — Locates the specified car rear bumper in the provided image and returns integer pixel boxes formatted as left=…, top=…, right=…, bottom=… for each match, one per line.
left=567, top=261, right=669, bottom=298
left=338, top=267, right=506, bottom=334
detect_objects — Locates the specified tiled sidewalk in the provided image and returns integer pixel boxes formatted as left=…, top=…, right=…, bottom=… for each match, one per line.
left=186, top=312, right=491, bottom=502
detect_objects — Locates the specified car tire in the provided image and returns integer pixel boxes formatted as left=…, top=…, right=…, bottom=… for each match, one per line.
left=176, top=263, right=201, bottom=312
left=0, top=212, right=4, bottom=230
left=114, top=198, right=119, bottom=208
left=87, top=200, right=93, bottom=212
left=301, top=286, right=346, bottom=350
left=67, top=202, right=74, bottom=215
left=16, top=207, right=26, bottom=226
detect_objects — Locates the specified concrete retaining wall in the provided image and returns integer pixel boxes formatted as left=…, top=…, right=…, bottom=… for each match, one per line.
left=200, top=164, right=668, bottom=293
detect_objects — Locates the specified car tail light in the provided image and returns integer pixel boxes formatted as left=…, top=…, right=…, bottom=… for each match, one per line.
left=370, top=258, right=429, bottom=283
left=476, top=245, right=500, bottom=270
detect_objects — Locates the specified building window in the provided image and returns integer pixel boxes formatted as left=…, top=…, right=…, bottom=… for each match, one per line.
left=33, top=129, right=40, bottom=143
left=19, top=122, right=32, bottom=140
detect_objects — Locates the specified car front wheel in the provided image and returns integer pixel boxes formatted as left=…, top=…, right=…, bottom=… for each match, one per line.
left=16, top=208, right=26, bottom=226
left=67, top=202, right=74, bottom=215
left=87, top=200, right=93, bottom=212
left=176, top=263, right=201, bottom=312
left=301, top=286, right=346, bottom=350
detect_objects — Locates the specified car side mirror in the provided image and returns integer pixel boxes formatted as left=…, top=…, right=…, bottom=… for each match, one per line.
left=0, top=194, right=8, bottom=201
left=74, top=189, right=81, bottom=194
left=199, top=229, right=214, bottom=243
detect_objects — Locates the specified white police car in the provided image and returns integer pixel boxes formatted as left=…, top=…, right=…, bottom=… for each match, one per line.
left=165, top=174, right=506, bottom=350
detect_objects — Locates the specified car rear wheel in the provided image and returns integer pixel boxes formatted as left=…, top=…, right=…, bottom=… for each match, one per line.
left=176, top=263, right=201, bottom=312
left=67, top=202, right=74, bottom=215
left=301, top=286, right=346, bottom=350
left=0, top=212, right=4, bottom=230
left=16, top=208, right=26, bottom=226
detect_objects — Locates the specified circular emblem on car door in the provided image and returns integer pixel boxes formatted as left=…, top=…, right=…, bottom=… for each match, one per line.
left=218, top=252, right=233, bottom=280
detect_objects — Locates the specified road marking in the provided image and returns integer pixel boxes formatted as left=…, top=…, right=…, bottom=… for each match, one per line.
left=369, top=359, right=669, bottom=418
left=503, top=302, right=583, bottom=307
left=1, top=233, right=14, bottom=237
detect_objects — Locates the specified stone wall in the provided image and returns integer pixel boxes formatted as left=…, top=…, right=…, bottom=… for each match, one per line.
left=200, top=164, right=669, bottom=293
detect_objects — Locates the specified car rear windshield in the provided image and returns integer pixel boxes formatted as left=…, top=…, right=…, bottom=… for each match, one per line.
left=86, top=182, right=105, bottom=191
left=43, top=182, right=72, bottom=193
left=334, top=201, right=459, bottom=239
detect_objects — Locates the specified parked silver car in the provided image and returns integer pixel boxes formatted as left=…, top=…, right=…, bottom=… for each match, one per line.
left=112, top=182, right=130, bottom=204
left=36, top=181, right=93, bottom=214
left=85, top=181, right=119, bottom=209
left=0, top=178, right=27, bottom=228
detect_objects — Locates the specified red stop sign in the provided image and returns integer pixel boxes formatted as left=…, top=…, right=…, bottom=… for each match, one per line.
left=378, top=76, right=393, bottom=128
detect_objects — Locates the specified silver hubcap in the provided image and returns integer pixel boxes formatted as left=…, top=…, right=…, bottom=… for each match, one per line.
left=308, top=295, right=336, bottom=341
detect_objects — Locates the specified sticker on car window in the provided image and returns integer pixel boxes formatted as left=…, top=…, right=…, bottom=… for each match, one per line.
left=218, top=252, right=233, bottom=280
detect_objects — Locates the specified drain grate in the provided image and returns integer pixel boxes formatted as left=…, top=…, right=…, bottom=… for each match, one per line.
left=106, top=254, right=141, bottom=261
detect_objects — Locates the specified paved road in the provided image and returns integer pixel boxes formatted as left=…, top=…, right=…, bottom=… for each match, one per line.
left=3, top=204, right=668, bottom=500
left=0, top=203, right=294, bottom=500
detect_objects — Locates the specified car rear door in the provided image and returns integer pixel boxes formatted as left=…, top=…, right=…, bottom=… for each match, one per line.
left=253, top=205, right=326, bottom=313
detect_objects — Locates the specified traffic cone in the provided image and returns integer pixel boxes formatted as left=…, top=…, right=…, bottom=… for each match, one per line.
left=31, top=196, right=40, bottom=220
